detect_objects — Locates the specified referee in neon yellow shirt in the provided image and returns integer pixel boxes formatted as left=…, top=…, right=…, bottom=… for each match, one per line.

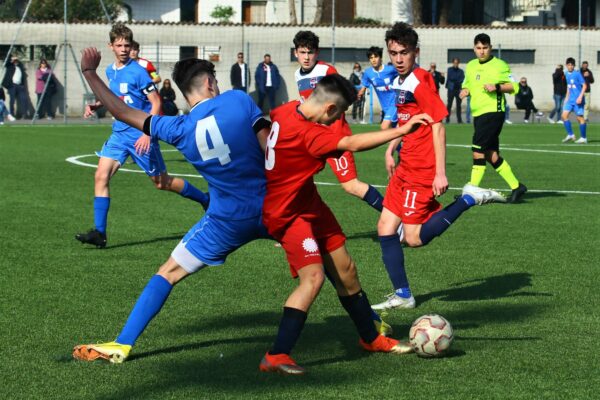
left=460, top=33, right=527, bottom=203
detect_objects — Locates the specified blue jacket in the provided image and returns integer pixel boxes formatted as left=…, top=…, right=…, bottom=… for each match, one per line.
left=255, top=62, right=280, bottom=92
left=446, top=66, right=465, bottom=92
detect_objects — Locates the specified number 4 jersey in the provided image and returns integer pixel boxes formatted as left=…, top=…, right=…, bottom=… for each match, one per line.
left=149, top=90, right=266, bottom=220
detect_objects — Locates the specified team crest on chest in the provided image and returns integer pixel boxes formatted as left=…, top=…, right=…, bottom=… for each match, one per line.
left=309, top=77, right=319, bottom=88
left=397, top=90, right=407, bottom=104
left=120, top=83, right=128, bottom=93
left=476, top=74, right=480, bottom=81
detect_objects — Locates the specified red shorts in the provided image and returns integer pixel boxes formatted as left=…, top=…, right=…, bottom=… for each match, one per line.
left=326, top=151, right=358, bottom=183
left=275, top=204, right=346, bottom=278
left=383, top=175, right=441, bottom=224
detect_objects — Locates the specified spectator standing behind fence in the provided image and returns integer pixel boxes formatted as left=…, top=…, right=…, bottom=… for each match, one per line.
left=230, top=52, right=249, bottom=92
left=548, top=64, right=567, bottom=124
left=349, top=63, right=365, bottom=123
left=514, top=77, right=543, bottom=123
left=2, top=55, right=28, bottom=119
left=255, top=54, right=280, bottom=114
left=35, top=59, right=56, bottom=120
left=0, top=87, right=16, bottom=124
left=130, top=41, right=161, bottom=84
left=446, top=57, right=464, bottom=123
left=428, top=62, right=445, bottom=92
left=580, top=61, right=594, bottom=122
left=159, top=79, right=178, bottom=116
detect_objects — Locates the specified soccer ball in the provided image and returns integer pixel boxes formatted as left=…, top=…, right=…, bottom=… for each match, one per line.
left=409, top=314, right=454, bottom=357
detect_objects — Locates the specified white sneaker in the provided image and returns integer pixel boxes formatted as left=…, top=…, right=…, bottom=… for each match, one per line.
left=505, top=119, right=513, bottom=124
left=7, top=114, right=16, bottom=122
left=462, top=183, right=506, bottom=204
left=523, top=119, right=529, bottom=124
left=546, top=117, right=555, bottom=124
left=562, top=135, right=575, bottom=143
left=397, top=222, right=404, bottom=242
left=536, top=111, right=544, bottom=117
left=557, top=120, right=564, bottom=124
left=574, top=137, right=588, bottom=144
left=371, top=293, right=416, bottom=310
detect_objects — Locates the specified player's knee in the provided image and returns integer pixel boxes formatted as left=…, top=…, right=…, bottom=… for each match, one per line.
left=403, top=232, right=422, bottom=248
left=157, top=260, right=187, bottom=285
left=302, top=268, right=326, bottom=292
left=152, top=176, right=172, bottom=191
left=94, top=170, right=110, bottom=187
left=377, top=217, right=396, bottom=236
left=341, top=180, right=364, bottom=197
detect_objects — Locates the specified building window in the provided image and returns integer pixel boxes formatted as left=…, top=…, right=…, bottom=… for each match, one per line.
left=242, top=1, right=266, bottom=24
left=447, top=49, right=536, bottom=64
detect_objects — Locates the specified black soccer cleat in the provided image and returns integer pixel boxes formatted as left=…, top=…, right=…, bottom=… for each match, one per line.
left=508, top=183, right=527, bottom=204
left=75, top=229, right=107, bottom=248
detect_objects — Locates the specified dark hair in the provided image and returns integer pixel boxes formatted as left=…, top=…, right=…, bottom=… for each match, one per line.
left=163, top=79, right=171, bottom=87
left=264, top=54, right=271, bottom=58
left=131, top=40, right=140, bottom=51
left=566, top=57, right=576, bottom=66
left=385, top=22, right=418, bottom=50
left=293, top=30, right=320, bottom=51
left=313, top=74, right=357, bottom=109
left=172, top=58, right=216, bottom=98
left=474, top=33, right=491, bottom=46
left=366, top=46, right=383, bottom=59
left=109, top=22, right=133, bottom=44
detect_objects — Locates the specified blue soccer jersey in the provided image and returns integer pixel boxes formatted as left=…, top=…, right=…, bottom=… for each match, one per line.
left=149, top=90, right=266, bottom=220
left=361, top=64, right=398, bottom=112
left=565, top=70, right=586, bottom=104
left=106, top=59, right=156, bottom=140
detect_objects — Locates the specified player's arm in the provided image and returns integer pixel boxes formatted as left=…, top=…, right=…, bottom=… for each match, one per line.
left=384, top=138, right=401, bottom=179
left=80, top=48, right=149, bottom=129
left=254, top=118, right=271, bottom=151
left=431, top=122, right=448, bottom=196
left=576, top=80, right=587, bottom=104
left=337, top=113, right=432, bottom=152
left=147, top=90, right=161, bottom=115
left=357, top=86, right=367, bottom=100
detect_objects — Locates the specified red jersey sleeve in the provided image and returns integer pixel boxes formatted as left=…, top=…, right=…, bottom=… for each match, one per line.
left=303, top=124, right=345, bottom=158
left=145, top=60, right=157, bottom=74
left=414, top=77, right=448, bottom=123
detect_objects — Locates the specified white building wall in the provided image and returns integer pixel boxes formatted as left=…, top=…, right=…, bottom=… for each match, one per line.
left=124, top=0, right=181, bottom=22
left=200, top=0, right=244, bottom=23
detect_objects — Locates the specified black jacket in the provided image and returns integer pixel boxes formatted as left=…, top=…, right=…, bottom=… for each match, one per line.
left=515, top=84, right=534, bottom=107
left=552, top=69, right=567, bottom=96
left=2, top=60, right=26, bottom=90
left=230, top=62, right=249, bottom=89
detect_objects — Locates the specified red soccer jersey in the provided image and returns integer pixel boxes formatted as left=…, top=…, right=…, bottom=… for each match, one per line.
left=392, top=67, right=448, bottom=184
left=263, top=101, right=346, bottom=235
left=295, top=61, right=338, bottom=101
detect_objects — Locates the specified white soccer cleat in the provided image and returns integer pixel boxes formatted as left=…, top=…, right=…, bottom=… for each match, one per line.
left=574, top=137, right=588, bottom=144
left=7, top=114, right=16, bottom=122
left=372, top=293, right=416, bottom=311
left=562, top=135, right=575, bottom=143
left=504, top=119, right=513, bottom=124
left=462, top=184, right=506, bottom=204
left=556, top=120, right=564, bottom=124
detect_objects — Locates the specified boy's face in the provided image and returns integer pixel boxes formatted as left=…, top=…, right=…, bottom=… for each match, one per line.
left=295, top=47, right=318, bottom=70
left=368, top=54, right=382, bottom=68
left=109, top=38, right=131, bottom=64
left=129, top=48, right=139, bottom=59
left=387, top=41, right=418, bottom=76
left=473, top=42, right=492, bottom=62
left=566, top=63, right=575, bottom=72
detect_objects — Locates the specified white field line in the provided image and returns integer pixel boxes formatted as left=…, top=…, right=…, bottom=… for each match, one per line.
left=447, top=144, right=600, bottom=156
left=66, top=152, right=600, bottom=196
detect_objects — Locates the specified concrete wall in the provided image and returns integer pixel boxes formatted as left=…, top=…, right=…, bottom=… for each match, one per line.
left=124, top=0, right=180, bottom=22
left=1, top=22, right=598, bottom=116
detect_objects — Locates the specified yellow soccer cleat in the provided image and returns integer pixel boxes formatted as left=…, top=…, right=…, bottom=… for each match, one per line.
left=73, top=341, right=131, bottom=364
left=374, top=318, right=393, bottom=337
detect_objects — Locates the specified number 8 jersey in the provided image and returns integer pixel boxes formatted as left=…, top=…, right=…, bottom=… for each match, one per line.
left=148, top=90, right=266, bottom=220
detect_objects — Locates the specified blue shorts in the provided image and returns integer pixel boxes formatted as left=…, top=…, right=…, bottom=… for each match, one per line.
left=382, top=105, right=399, bottom=123
left=563, top=101, right=584, bottom=116
left=97, top=133, right=166, bottom=177
left=171, top=214, right=271, bottom=273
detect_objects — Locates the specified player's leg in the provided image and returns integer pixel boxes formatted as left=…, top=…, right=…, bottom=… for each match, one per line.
left=574, top=106, right=587, bottom=144
left=561, top=107, right=576, bottom=142
left=75, top=154, right=121, bottom=248
left=322, top=246, right=412, bottom=355
left=486, top=149, right=527, bottom=203
left=446, top=92, right=454, bottom=123
left=456, top=94, right=463, bottom=123
left=131, top=141, right=210, bottom=209
left=329, top=152, right=384, bottom=212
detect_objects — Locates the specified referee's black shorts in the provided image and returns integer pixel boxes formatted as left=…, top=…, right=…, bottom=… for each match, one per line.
left=471, top=112, right=505, bottom=153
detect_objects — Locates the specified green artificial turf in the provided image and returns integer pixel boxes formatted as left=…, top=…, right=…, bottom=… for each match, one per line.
left=0, top=122, right=598, bottom=399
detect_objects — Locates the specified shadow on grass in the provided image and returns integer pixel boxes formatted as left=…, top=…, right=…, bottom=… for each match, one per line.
left=516, top=191, right=566, bottom=202
left=94, top=234, right=185, bottom=250
left=415, top=272, right=552, bottom=306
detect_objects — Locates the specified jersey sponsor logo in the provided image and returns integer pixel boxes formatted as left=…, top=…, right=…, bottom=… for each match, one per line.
left=398, top=112, right=411, bottom=121
left=302, top=238, right=319, bottom=254
left=120, top=83, right=128, bottom=94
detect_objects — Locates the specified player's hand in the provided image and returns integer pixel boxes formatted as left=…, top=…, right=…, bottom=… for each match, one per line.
left=432, top=174, right=448, bottom=197
left=402, top=113, right=433, bottom=133
left=134, top=135, right=151, bottom=155
left=576, top=97, right=583, bottom=105
left=385, top=152, right=396, bottom=179
left=80, top=47, right=101, bottom=72
left=459, top=88, right=469, bottom=99
left=83, top=104, right=95, bottom=118
left=483, top=84, right=496, bottom=92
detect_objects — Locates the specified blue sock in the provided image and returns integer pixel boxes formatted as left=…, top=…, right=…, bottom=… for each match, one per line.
left=580, top=123, right=587, bottom=139
left=270, top=307, right=307, bottom=355
left=339, top=290, right=379, bottom=343
left=379, top=234, right=409, bottom=292
left=564, top=120, right=574, bottom=136
left=180, top=180, right=209, bottom=210
left=324, top=267, right=381, bottom=322
left=116, top=275, right=173, bottom=346
left=419, top=196, right=472, bottom=245
left=93, top=196, right=110, bottom=234
left=362, top=185, right=384, bottom=212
